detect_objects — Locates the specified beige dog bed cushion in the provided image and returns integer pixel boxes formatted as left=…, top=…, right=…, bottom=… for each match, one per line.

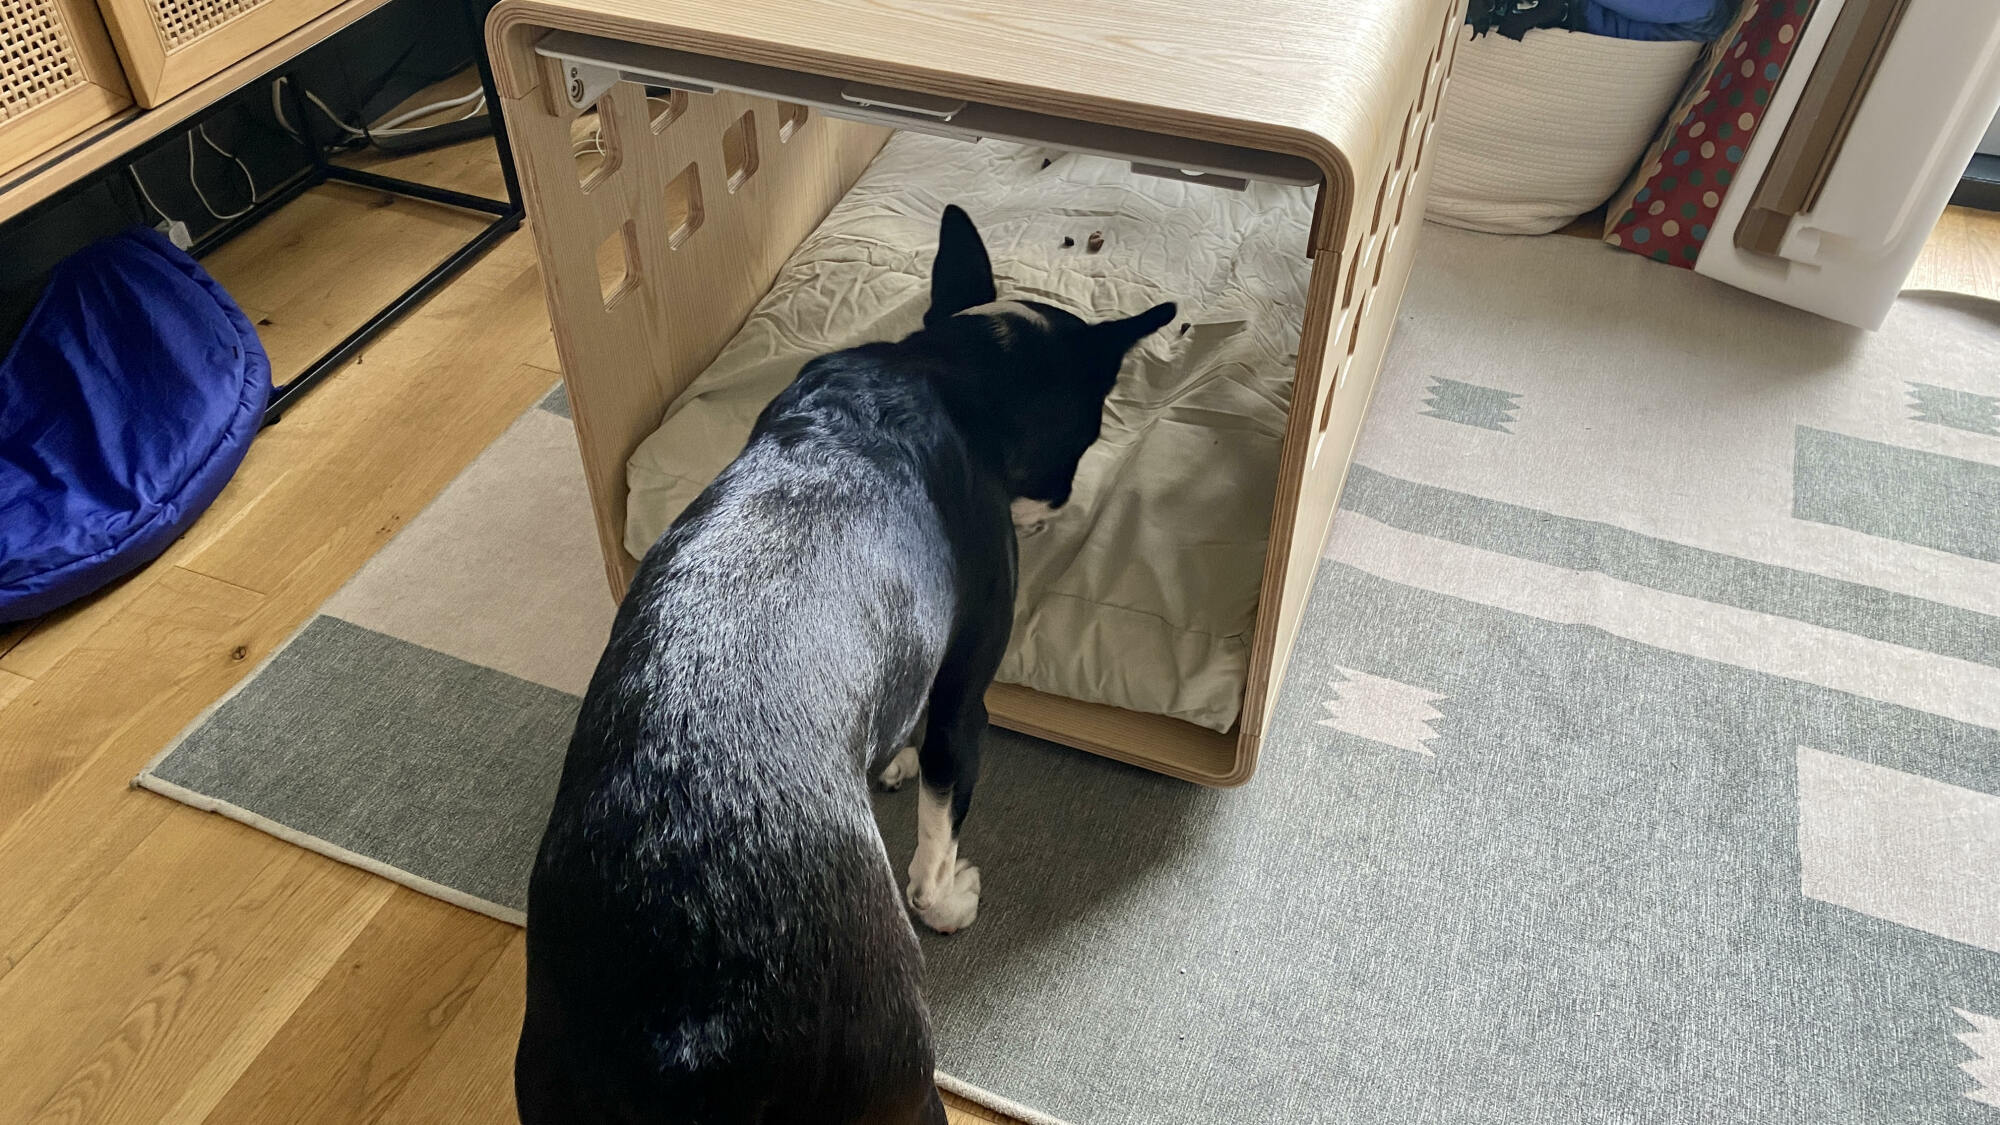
left=624, top=132, right=1315, bottom=732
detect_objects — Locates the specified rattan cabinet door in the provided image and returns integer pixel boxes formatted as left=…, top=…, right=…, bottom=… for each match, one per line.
left=94, top=0, right=345, bottom=106
left=2, top=0, right=132, bottom=177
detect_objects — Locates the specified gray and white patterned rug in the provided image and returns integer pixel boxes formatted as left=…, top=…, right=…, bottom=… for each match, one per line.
left=139, top=224, right=2000, bottom=1124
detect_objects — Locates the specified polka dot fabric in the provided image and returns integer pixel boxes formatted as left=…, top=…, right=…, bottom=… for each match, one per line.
left=1603, top=0, right=1819, bottom=268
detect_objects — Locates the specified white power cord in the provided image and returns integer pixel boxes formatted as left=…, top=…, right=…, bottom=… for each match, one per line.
left=187, top=130, right=256, bottom=221
left=199, top=125, right=261, bottom=202
left=127, top=77, right=482, bottom=243
left=376, top=87, right=484, bottom=131
left=270, top=76, right=487, bottom=143
left=270, top=77, right=367, bottom=141
left=128, top=166, right=171, bottom=220
left=380, top=93, right=486, bottom=136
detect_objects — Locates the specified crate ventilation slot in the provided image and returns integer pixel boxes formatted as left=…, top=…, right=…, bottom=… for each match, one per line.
left=538, top=32, right=1321, bottom=192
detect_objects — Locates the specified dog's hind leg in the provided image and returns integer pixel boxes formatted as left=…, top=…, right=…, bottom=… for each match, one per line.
left=906, top=621, right=1003, bottom=935
left=920, top=1085, right=949, bottom=1125
left=877, top=744, right=922, bottom=790
left=876, top=703, right=926, bottom=791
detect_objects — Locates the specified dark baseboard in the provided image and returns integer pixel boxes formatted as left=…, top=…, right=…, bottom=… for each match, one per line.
left=1950, top=153, right=2000, bottom=211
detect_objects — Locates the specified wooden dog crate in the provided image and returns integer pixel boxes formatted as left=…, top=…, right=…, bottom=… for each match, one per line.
left=2, top=0, right=131, bottom=177
left=487, top=0, right=1466, bottom=787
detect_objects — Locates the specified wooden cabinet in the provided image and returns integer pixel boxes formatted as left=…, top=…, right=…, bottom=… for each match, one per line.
left=1, top=0, right=131, bottom=179
left=94, top=0, right=346, bottom=106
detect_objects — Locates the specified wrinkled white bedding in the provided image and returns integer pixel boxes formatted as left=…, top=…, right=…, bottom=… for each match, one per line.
left=625, top=132, right=1315, bottom=732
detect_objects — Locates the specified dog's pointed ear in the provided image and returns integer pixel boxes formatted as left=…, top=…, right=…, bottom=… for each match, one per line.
left=1088, top=301, right=1178, bottom=359
left=927, top=205, right=997, bottom=327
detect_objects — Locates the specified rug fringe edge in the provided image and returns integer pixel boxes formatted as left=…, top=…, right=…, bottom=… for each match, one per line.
left=130, top=772, right=528, bottom=926
left=935, top=1071, right=1079, bottom=1125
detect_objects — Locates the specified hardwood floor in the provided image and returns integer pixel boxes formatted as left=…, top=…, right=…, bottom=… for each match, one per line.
left=0, top=133, right=1005, bottom=1125
left=0, top=128, right=1991, bottom=1122
left=1908, top=202, right=2000, bottom=303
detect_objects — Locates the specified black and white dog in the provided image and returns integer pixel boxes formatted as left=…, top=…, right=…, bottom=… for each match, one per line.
left=515, top=205, right=1175, bottom=1125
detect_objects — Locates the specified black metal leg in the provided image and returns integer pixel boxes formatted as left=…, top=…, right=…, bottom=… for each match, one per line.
left=320, top=164, right=515, bottom=215
left=256, top=20, right=527, bottom=426
left=184, top=165, right=322, bottom=259
left=261, top=206, right=520, bottom=424
left=464, top=0, right=525, bottom=211
left=282, top=69, right=333, bottom=178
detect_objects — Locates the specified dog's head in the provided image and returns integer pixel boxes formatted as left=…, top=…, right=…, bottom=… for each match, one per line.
left=920, top=205, right=1176, bottom=534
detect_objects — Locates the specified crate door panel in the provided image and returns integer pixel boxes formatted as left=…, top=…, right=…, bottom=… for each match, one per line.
left=96, top=0, right=346, bottom=106
left=2, top=0, right=132, bottom=176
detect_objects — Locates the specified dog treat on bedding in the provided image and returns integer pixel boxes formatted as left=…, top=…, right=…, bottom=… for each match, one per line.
left=1086, top=231, right=1104, bottom=253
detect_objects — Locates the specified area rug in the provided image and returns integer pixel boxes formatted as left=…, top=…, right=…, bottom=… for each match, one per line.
left=138, top=223, right=2000, bottom=1124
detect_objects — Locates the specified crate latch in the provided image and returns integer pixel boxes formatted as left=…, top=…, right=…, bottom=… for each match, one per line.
left=554, top=53, right=715, bottom=110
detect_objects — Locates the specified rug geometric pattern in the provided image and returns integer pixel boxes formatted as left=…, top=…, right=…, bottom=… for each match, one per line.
left=140, top=225, right=2000, bottom=1123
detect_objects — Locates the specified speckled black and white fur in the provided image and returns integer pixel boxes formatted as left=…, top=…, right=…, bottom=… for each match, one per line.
left=515, top=206, right=1175, bottom=1125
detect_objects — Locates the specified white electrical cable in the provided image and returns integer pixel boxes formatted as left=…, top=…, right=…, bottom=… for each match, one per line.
left=305, top=89, right=370, bottom=139
left=187, top=132, right=253, bottom=221
left=269, top=77, right=363, bottom=141
left=198, top=125, right=261, bottom=203
left=371, top=94, right=487, bottom=136
left=128, top=167, right=173, bottom=223
left=376, top=86, right=483, bottom=130
left=270, top=75, right=489, bottom=146
left=271, top=81, right=292, bottom=138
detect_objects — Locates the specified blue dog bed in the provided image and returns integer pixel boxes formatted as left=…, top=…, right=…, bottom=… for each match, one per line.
left=0, top=226, right=270, bottom=623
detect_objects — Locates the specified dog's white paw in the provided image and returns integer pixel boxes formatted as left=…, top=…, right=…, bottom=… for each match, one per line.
left=911, top=858, right=981, bottom=935
left=877, top=745, right=921, bottom=790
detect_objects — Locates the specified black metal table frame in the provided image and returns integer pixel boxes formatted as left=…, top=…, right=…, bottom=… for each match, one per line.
left=2, top=0, right=524, bottom=427
left=257, top=22, right=525, bottom=424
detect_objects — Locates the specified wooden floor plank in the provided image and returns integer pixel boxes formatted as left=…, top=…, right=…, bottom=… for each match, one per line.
left=178, top=273, right=558, bottom=595
left=177, top=351, right=556, bottom=597
left=0, top=619, right=36, bottom=660
left=0, top=814, right=387, bottom=1125
left=1908, top=204, right=2000, bottom=303
left=370, top=933, right=528, bottom=1125
left=201, top=890, right=516, bottom=1125
left=206, top=185, right=492, bottom=383
left=0, top=568, right=262, bottom=982
left=0, top=566, right=184, bottom=682
left=0, top=668, right=30, bottom=708
left=0, top=567, right=262, bottom=836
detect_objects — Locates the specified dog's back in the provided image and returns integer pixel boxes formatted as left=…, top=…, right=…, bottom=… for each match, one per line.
left=516, top=205, right=1173, bottom=1125
left=517, top=356, right=966, bottom=1125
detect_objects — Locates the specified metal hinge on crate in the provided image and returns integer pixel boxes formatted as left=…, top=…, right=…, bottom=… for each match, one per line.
left=534, top=31, right=1320, bottom=191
